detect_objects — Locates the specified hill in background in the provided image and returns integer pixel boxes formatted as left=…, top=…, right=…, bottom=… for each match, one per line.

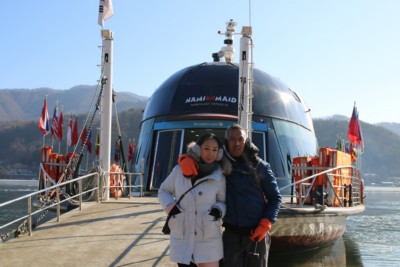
left=0, top=85, right=148, bottom=121
left=0, top=87, right=399, bottom=186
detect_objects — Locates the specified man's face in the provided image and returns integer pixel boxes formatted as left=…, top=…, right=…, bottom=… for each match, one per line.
left=226, top=128, right=246, bottom=158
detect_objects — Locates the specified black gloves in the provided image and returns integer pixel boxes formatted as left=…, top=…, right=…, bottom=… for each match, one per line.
left=209, top=206, right=222, bottom=221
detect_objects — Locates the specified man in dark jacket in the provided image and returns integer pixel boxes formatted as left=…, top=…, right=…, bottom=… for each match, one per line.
left=222, top=123, right=281, bottom=266
left=179, top=123, right=281, bottom=266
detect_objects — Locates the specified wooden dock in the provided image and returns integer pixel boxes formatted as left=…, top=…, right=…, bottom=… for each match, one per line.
left=0, top=197, right=175, bottom=267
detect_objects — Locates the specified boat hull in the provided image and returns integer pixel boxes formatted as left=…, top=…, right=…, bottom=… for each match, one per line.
left=270, top=205, right=365, bottom=249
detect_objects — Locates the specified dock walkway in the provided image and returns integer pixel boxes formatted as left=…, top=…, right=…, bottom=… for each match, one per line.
left=0, top=197, right=175, bottom=267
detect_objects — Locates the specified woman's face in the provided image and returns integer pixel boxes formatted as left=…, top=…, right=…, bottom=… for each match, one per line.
left=200, top=138, right=220, bottom=164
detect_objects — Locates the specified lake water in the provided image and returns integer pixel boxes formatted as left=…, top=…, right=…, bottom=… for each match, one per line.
left=1, top=180, right=399, bottom=266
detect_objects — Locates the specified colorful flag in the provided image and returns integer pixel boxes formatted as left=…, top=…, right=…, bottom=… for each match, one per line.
left=50, top=104, right=59, bottom=138
left=38, top=98, right=50, bottom=135
left=67, top=115, right=72, bottom=147
left=58, top=108, right=63, bottom=141
left=98, top=0, right=113, bottom=27
left=72, top=116, right=78, bottom=146
left=347, top=105, right=364, bottom=147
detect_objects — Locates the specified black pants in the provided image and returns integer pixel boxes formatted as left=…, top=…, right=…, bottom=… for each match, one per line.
left=222, top=228, right=271, bottom=267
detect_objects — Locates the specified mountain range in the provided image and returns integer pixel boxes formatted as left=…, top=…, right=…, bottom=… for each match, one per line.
left=0, top=85, right=148, bottom=121
left=0, top=86, right=399, bottom=186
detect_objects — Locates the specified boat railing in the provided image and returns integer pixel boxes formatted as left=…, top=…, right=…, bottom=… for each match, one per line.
left=0, top=172, right=100, bottom=238
left=1, top=161, right=145, bottom=240
left=280, top=165, right=363, bottom=207
left=104, top=170, right=144, bottom=199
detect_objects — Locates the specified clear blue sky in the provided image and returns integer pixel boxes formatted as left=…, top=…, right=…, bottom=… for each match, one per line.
left=2, top=1, right=399, bottom=124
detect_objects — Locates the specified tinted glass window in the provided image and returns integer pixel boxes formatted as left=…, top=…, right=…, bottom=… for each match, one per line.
left=150, top=130, right=183, bottom=189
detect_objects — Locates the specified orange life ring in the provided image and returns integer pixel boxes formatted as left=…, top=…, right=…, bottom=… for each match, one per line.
left=110, top=164, right=124, bottom=199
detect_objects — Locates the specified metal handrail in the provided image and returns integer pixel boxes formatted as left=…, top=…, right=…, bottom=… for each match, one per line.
left=1, top=163, right=146, bottom=239
left=280, top=165, right=362, bottom=207
left=0, top=172, right=100, bottom=237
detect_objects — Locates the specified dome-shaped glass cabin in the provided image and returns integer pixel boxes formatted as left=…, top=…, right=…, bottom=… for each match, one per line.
left=132, top=62, right=318, bottom=194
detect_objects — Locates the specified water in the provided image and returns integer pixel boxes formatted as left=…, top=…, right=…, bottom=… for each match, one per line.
left=1, top=181, right=399, bottom=266
left=268, top=187, right=400, bottom=267
left=0, top=179, right=37, bottom=226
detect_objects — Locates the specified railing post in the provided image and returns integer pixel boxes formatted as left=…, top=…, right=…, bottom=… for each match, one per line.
left=28, top=195, right=32, bottom=236
left=96, top=173, right=100, bottom=203
left=140, top=158, right=144, bottom=197
left=79, top=178, right=83, bottom=211
left=349, top=184, right=353, bottom=207
left=128, top=173, right=132, bottom=199
left=56, top=187, right=61, bottom=222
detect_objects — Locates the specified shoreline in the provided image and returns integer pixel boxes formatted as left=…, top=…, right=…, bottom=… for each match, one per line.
left=364, top=186, right=400, bottom=192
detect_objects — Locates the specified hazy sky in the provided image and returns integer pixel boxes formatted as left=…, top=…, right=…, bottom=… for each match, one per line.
left=2, top=1, right=399, bottom=124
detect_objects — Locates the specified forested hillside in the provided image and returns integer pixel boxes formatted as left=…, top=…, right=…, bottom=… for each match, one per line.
left=0, top=107, right=399, bottom=185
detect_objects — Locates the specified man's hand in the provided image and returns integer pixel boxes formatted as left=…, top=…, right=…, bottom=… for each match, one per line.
left=178, top=154, right=198, bottom=178
left=250, top=218, right=271, bottom=242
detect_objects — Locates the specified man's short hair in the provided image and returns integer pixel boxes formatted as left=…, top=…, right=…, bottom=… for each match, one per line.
left=225, top=123, right=247, bottom=139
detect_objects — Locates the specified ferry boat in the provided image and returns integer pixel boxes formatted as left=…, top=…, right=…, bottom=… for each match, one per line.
left=131, top=19, right=365, bottom=249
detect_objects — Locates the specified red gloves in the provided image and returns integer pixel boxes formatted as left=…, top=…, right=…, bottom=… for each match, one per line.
left=250, top=218, right=272, bottom=242
left=178, top=154, right=198, bottom=178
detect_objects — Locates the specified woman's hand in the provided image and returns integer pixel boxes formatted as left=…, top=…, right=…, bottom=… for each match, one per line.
left=165, top=203, right=175, bottom=215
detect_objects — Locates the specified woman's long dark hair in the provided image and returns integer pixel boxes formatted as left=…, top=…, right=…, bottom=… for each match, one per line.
left=196, top=133, right=222, bottom=148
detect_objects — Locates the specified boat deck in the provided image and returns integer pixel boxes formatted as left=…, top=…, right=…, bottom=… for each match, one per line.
left=0, top=197, right=174, bottom=267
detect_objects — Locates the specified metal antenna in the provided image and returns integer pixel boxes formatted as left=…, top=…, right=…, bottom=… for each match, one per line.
left=249, top=0, right=252, bottom=26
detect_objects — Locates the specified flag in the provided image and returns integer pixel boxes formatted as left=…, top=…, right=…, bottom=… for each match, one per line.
left=347, top=105, right=364, bottom=147
left=80, top=127, right=92, bottom=153
left=128, top=142, right=133, bottom=162
left=95, top=132, right=100, bottom=156
left=98, top=0, right=113, bottom=27
left=128, top=139, right=136, bottom=162
left=50, top=104, right=59, bottom=138
left=72, top=116, right=78, bottom=146
left=38, top=98, right=50, bottom=135
left=57, top=108, right=63, bottom=141
left=67, top=115, right=72, bottom=147
left=81, top=126, right=87, bottom=146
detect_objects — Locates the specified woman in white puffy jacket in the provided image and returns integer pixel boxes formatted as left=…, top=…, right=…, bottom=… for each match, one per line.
left=158, top=133, right=229, bottom=267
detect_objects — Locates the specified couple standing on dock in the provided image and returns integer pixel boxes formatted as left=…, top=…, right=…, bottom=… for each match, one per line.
left=158, top=123, right=282, bottom=267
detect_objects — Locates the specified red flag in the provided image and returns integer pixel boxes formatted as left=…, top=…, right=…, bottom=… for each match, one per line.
left=57, top=109, right=63, bottom=141
left=38, top=98, right=50, bottom=135
left=50, top=104, right=59, bottom=138
left=81, top=126, right=87, bottom=145
left=128, top=142, right=133, bottom=162
left=347, top=105, right=363, bottom=147
left=80, top=127, right=92, bottom=154
left=128, top=139, right=136, bottom=162
left=67, top=115, right=73, bottom=147
left=72, top=116, right=78, bottom=146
